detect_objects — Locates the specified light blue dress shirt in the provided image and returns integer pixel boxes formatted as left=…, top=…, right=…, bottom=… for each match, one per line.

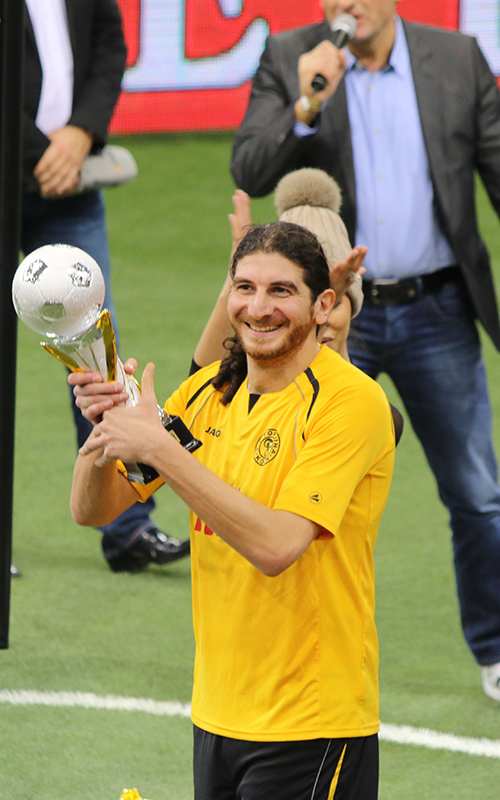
left=344, top=16, right=455, bottom=279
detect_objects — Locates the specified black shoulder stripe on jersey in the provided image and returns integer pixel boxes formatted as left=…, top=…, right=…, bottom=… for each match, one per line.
left=302, top=367, right=320, bottom=439
left=186, top=377, right=216, bottom=409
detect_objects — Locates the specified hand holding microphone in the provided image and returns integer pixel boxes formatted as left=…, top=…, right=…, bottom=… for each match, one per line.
left=311, top=14, right=357, bottom=92
left=296, top=14, right=356, bottom=125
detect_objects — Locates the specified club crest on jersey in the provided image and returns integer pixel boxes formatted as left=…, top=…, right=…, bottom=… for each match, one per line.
left=254, top=428, right=280, bottom=466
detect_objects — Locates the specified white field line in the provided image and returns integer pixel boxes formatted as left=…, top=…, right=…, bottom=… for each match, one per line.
left=0, top=689, right=499, bottom=759
left=379, top=722, right=500, bottom=759
left=0, top=689, right=191, bottom=718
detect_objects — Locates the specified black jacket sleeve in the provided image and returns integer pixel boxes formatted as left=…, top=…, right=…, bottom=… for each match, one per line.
left=23, top=0, right=127, bottom=188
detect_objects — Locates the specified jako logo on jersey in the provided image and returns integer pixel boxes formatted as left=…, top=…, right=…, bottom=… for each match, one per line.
left=254, top=429, right=280, bottom=466
left=309, top=492, right=323, bottom=504
left=205, top=426, right=221, bottom=437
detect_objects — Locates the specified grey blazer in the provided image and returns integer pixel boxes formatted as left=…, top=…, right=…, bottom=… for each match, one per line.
left=231, top=20, right=500, bottom=349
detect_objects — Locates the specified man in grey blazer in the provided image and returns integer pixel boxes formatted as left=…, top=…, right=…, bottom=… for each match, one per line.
left=22, top=0, right=189, bottom=572
left=231, top=0, right=500, bottom=701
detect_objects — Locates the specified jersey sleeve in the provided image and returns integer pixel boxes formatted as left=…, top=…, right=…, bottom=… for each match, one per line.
left=273, top=377, right=395, bottom=537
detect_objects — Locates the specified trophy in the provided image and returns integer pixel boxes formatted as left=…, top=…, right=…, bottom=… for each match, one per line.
left=12, top=244, right=201, bottom=484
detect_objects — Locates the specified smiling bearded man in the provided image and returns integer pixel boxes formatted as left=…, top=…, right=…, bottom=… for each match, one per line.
left=69, top=222, right=395, bottom=800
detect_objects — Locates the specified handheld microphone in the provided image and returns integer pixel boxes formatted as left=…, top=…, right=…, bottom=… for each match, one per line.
left=311, top=13, right=357, bottom=93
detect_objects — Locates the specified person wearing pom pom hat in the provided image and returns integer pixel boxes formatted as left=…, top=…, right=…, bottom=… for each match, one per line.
left=274, top=167, right=363, bottom=360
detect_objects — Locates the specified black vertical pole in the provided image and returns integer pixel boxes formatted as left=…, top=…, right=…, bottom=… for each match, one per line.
left=0, top=0, right=25, bottom=648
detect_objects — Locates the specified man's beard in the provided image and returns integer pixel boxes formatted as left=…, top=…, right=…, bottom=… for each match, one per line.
left=239, top=317, right=313, bottom=363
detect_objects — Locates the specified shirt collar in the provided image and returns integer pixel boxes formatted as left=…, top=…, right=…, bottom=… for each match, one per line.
left=344, top=15, right=410, bottom=78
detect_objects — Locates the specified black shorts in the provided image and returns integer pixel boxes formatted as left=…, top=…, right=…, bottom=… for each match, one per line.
left=193, top=725, right=378, bottom=800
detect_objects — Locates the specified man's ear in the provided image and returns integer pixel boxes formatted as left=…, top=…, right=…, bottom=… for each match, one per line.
left=314, top=288, right=336, bottom=325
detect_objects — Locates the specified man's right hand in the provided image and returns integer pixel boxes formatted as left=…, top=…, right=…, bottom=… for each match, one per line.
left=34, top=125, right=93, bottom=197
left=295, top=40, right=347, bottom=125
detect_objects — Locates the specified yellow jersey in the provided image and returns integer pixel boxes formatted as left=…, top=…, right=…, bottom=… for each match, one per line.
left=134, top=346, right=395, bottom=741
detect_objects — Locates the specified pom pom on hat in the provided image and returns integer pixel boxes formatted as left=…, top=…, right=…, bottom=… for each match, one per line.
left=274, top=169, right=363, bottom=318
left=274, top=168, right=342, bottom=215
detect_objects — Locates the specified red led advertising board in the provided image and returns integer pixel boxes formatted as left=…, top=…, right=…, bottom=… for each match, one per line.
left=110, top=1, right=496, bottom=133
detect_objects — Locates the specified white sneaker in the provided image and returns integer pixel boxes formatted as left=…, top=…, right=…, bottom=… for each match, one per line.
left=481, top=663, right=500, bottom=701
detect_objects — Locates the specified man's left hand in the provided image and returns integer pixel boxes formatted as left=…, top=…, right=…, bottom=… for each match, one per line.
left=330, top=245, right=367, bottom=301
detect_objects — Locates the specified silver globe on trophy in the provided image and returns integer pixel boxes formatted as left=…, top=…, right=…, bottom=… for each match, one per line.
left=12, top=244, right=200, bottom=484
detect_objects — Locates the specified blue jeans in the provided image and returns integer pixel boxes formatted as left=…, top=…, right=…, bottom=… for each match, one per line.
left=21, top=191, right=156, bottom=559
left=348, top=276, right=500, bottom=665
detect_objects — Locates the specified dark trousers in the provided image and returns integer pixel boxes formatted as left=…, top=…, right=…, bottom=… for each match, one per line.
left=193, top=725, right=378, bottom=800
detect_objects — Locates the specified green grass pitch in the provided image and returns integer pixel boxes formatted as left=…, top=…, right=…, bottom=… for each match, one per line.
left=2, top=133, right=500, bottom=798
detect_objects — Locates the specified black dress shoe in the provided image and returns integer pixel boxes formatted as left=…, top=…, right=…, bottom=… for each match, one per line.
left=107, top=527, right=190, bottom=573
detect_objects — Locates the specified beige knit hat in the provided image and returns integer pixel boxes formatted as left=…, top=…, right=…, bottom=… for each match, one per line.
left=274, top=168, right=363, bottom=318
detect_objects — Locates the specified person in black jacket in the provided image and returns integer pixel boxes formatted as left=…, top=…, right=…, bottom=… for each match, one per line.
left=21, top=0, right=189, bottom=573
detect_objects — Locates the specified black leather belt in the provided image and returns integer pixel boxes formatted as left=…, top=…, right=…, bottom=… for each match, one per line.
left=362, top=266, right=461, bottom=306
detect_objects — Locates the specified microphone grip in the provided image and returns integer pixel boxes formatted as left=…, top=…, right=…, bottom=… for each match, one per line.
left=310, top=27, right=350, bottom=94
left=311, top=74, right=327, bottom=93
